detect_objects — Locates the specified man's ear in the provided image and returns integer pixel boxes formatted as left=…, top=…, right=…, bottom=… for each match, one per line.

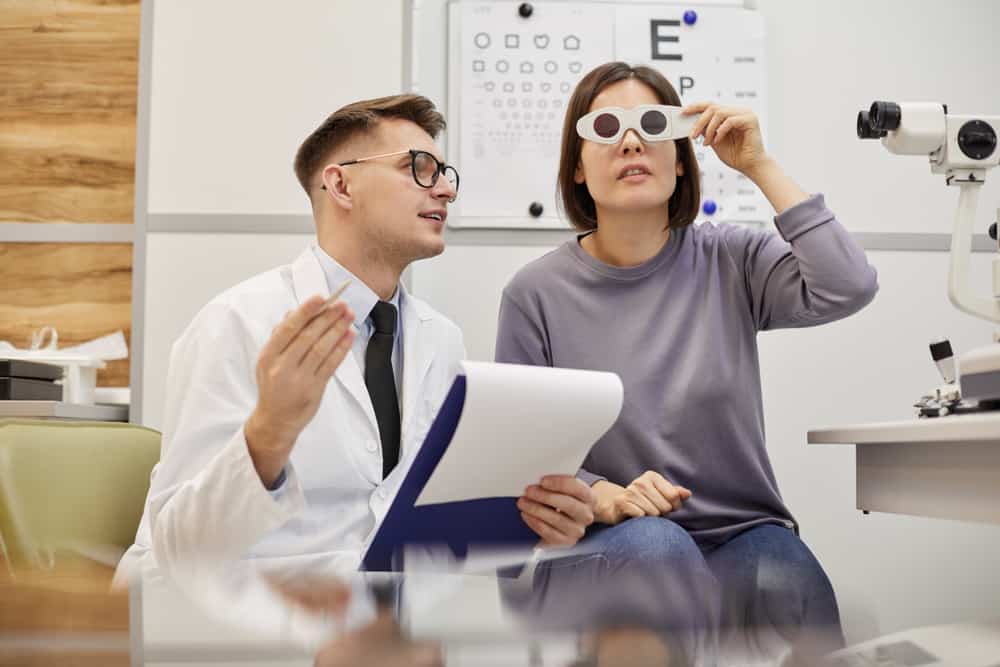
left=574, top=162, right=586, bottom=185
left=321, top=164, right=353, bottom=211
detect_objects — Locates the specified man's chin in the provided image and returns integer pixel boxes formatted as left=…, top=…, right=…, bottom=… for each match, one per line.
left=408, top=237, right=446, bottom=263
left=422, top=241, right=447, bottom=259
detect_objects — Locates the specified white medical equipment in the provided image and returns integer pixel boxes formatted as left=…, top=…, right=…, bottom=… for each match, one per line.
left=858, top=101, right=1000, bottom=413
left=810, top=104, right=1000, bottom=667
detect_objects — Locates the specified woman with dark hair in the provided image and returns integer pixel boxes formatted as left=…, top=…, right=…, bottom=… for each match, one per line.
left=497, top=62, right=878, bottom=663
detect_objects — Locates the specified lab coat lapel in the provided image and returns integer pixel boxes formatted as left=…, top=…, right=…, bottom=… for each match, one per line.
left=290, top=246, right=376, bottom=429
left=400, top=284, right=436, bottom=448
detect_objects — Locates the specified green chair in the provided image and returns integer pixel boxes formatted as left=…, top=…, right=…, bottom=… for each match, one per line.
left=0, top=418, right=160, bottom=575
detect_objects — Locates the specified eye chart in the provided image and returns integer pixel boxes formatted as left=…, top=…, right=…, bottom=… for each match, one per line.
left=446, top=1, right=769, bottom=230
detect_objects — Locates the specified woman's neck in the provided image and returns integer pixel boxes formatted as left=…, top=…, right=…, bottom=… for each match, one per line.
left=581, top=205, right=671, bottom=267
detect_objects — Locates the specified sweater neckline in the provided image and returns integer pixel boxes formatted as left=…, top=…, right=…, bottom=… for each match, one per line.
left=567, top=226, right=687, bottom=281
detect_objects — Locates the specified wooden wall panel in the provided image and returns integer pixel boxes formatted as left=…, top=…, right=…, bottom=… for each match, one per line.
left=0, top=556, right=129, bottom=666
left=0, top=0, right=140, bottom=223
left=1, top=1, right=140, bottom=389
left=0, top=243, right=132, bottom=387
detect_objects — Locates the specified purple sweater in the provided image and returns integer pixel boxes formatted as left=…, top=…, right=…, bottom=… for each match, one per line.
left=495, top=195, right=878, bottom=546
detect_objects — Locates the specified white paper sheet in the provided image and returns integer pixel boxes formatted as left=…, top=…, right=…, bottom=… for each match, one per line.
left=414, top=361, right=623, bottom=506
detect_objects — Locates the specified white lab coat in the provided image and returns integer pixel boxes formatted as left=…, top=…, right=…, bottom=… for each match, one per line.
left=114, top=245, right=465, bottom=639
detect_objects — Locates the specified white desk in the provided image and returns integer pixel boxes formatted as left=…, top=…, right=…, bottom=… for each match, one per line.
left=826, top=622, right=1000, bottom=667
left=808, top=412, right=1000, bottom=525
left=0, top=400, right=129, bottom=422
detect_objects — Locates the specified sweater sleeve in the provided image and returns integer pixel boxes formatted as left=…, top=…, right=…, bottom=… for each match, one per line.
left=495, top=285, right=607, bottom=487
left=495, top=289, right=550, bottom=367
left=722, top=194, right=879, bottom=331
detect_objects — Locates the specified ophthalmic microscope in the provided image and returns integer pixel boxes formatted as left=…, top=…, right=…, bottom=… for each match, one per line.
left=857, top=102, right=1000, bottom=417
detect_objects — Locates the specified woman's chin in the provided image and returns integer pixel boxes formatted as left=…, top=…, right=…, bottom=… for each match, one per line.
left=605, top=195, right=672, bottom=216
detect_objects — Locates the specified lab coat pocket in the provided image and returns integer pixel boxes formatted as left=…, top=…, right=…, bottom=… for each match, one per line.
left=292, top=391, right=381, bottom=491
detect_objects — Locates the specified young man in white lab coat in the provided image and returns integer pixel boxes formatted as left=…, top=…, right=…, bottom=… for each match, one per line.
left=114, top=95, right=596, bottom=640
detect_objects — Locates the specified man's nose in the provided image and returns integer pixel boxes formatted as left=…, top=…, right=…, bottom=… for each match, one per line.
left=432, top=176, right=457, bottom=202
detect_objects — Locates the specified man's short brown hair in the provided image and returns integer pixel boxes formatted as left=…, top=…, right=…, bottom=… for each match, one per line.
left=293, top=94, right=446, bottom=196
left=557, top=62, right=701, bottom=231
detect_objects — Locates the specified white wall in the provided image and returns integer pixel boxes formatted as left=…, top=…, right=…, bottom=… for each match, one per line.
left=147, top=0, right=404, bottom=214
left=141, top=0, right=404, bottom=425
left=756, top=0, right=1000, bottom=235
left=140, top=0, right=1000, bottom=649
left=142, top=233, right=314, bottom=430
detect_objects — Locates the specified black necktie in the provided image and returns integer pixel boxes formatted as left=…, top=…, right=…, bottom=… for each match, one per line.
left=365, top=301, right=400, bottom=478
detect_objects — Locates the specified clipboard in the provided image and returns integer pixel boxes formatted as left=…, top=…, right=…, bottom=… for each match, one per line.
left=361, top=361, right=623, bottom=572
left=362, top=375, right=538, bottom=571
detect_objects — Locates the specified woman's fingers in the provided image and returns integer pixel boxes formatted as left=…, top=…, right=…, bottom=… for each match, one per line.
left=681, top=101, right=711, bottom=115
left=703, top=110, right=729, bottom=146
left=628, top=472, right=693, bottom=514
left=649, top=476, right=683, bottom=512
left=631, top=478, right=672, bottom=514
left=688, top=104, right=718, bottom=140
left=624, top=487, right=661, bottom=516
left=615, top=496, right=646, bottom=519
left=714, top=113, right=756, bottom=146
left=682, top=101, right=712, bottom=135
left=713, top=117, right=736, bottom=146
left=686, top=104, right=757, bottom=145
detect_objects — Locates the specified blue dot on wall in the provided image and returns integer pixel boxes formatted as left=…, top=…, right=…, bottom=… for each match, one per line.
left=683, top=10, right=698, bottom=26
left=702, top=200, right=717, bottom=215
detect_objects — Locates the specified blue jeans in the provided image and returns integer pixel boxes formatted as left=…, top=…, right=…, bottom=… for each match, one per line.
left=699, top=522, right=845, bottom=663
left=501, top=516, right=720, bottom=665
left=507, top=517, right=844, bottom=666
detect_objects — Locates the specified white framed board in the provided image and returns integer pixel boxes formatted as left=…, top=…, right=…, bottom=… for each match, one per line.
left=445, top=1, right=769, bottom=230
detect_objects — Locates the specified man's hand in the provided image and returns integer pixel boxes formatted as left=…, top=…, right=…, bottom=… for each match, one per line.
left=246, top=295, right=356, bottom=487
left=314, top=613, right=442, bottom=667
left=517, top=475, right=596, bottom=548
left=593, top=472, right=692, bottom=525
left=269, top=576, right=441, bottom=667
left=267, top=574, right=353, bottom=620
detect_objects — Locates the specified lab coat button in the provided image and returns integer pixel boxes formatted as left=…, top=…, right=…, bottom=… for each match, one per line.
left=366, top=439, right=378, bottom=452
left=377, top=488, right=387, bottom=499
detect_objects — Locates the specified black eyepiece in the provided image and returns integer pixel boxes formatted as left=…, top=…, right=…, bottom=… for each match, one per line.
left=869, top=101, right=901, bottom=132
left=857, top=110, right=886, bottom=139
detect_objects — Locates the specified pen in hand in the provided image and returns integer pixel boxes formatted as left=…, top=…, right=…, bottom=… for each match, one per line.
left=322, top=279, right=352, bottom=311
